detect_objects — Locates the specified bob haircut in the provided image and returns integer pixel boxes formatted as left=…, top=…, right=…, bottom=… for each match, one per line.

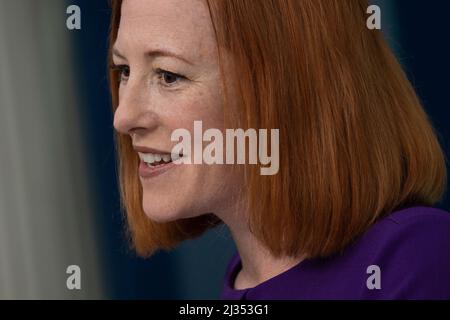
left=108, top=0, right=447, bottom=258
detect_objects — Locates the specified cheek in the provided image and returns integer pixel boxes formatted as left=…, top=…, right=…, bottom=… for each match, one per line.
left=164, top=89, right=224, bottom=131
left=140, top=89, right=226, bottom=221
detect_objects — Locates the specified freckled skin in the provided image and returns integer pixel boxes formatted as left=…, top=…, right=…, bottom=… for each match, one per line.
left=113, top=0, right=239, bottom=222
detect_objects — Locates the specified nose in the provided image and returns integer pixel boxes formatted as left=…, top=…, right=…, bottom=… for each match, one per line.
left=113, top=84, right=158, bottom=136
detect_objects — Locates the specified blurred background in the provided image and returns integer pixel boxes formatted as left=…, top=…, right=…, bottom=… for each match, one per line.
left=0, top=0, right=448, bottom=299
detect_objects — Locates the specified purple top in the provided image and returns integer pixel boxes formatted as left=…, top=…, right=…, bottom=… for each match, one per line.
left=221, top=206, right=450, bottom=300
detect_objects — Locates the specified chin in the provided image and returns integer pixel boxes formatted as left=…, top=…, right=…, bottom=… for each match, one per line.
left=141, top=198, right=198, bottom=223
left=142, top=205, right=179, bottom=223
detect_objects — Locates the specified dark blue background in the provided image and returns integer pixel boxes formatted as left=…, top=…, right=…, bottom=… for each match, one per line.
left=67, top=0, right=449, bottom=299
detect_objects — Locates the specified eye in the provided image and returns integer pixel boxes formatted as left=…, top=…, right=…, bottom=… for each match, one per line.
left=155, top=68, right=186, bottom=87
left=110, top=64, right=130, bottom=83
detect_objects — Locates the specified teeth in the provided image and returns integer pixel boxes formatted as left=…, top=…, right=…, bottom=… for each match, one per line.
left=139, top=152, right=172, bottom=165
left=140, top=153, right=155, bottom=164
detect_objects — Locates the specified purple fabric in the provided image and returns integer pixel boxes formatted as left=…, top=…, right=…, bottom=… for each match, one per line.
left=220, top=206, right=450, bottom=300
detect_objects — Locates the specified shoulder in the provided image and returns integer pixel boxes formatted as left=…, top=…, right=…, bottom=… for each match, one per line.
left=365, top=206, right=450, bottom=248
left=384, top=205, right=450, bottom=225
left=355, top=206, right=450, bottom=299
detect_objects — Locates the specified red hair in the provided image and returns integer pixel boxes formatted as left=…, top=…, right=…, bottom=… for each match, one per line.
left=109, top=0, right=447, bottom=258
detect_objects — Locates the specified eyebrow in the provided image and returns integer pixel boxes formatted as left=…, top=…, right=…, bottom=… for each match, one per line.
left=112, top=46, right=194, bottom=66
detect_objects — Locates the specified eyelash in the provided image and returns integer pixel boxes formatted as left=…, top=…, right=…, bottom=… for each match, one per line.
left=110, top=64, right=129, bottom=83
left=110, top=64, right=187, bottom=87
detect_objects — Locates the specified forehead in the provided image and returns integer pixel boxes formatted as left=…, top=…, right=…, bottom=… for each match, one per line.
left=116, top=0, right=216, bottom=61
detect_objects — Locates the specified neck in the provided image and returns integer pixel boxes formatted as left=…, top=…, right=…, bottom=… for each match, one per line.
left=218, top=207, right=304, bottom=290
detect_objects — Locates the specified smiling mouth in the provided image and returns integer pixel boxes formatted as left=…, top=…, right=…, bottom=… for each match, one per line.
left=137, top=151, right=185, bottom=179
left=138, top=152, right=183, bottom=167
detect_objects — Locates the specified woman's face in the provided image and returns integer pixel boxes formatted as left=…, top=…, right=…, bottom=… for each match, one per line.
left=113, top=0, right=236, bottom=222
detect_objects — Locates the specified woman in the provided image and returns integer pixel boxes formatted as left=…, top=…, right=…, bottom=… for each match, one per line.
left=109, top=0, right=450, bottom=299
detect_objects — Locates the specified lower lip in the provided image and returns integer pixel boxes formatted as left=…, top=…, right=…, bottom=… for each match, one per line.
left=138, top=160, right=177, bottom=179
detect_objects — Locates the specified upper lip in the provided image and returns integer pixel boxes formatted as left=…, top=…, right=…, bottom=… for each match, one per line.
left=133, top=145, right=171, bottom=154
